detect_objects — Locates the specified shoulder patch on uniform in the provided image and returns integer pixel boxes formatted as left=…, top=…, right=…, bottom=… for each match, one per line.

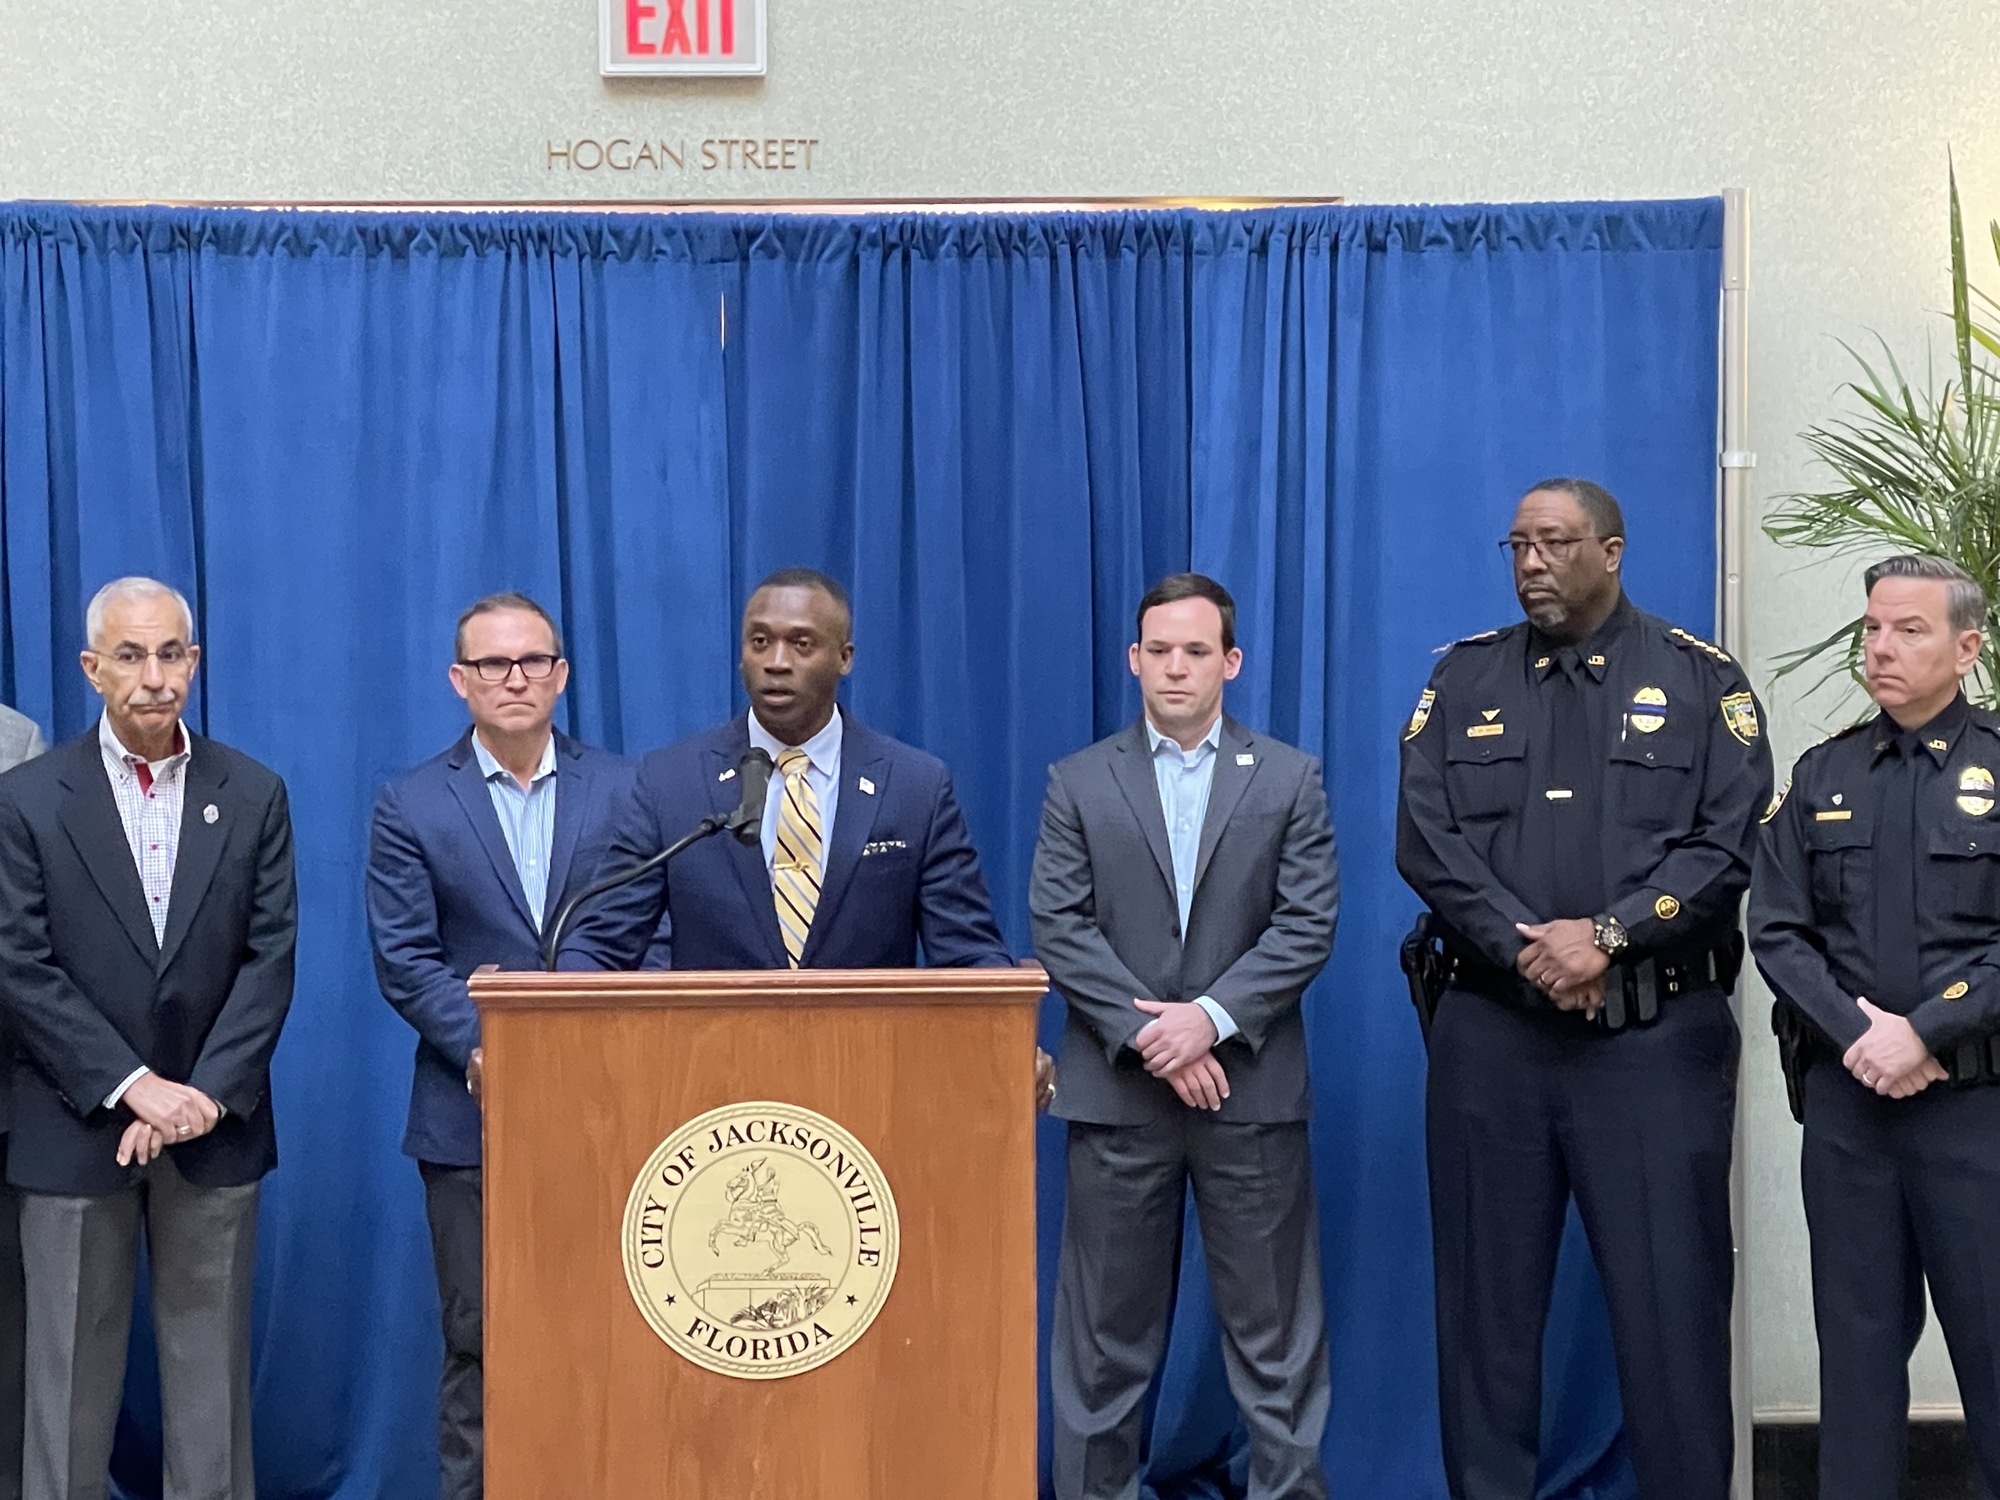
left=1720, top=691, right=1759, bottom=745
left=1403, top=687, right=1436, bottom=742
left=1760, top=780, right=1789, bottom=824
left=1431, top=628, right=1501, bottom=656
left=1667, top=625, right=1734, bottom=666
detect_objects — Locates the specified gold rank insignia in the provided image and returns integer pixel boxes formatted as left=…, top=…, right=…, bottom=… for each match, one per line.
left=1761, top=781, right=1789, bottom=824
left=1944, top=981, right=1971, bottom=1001
left=1404, top=688, right=1436, bottom=742
left=1629, top=686, right=1667, bottom=734
left=1669, top=626, right=1734, bottom=664
left=1720, top=692, right=1759, bottom=745
left=1655, top=894, right=1681, bottom=920
left=1959, top=765, right=1995, bottom=818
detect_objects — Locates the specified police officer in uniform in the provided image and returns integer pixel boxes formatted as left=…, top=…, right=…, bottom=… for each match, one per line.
left=1751, top=554, right=2000, bottom=1499
left=1396, top=477, right=1773, bottom=1500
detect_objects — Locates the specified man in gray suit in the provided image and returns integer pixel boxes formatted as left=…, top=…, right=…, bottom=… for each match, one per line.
left=0, top=700, right=45, bottom=1500
left=1031, top=573, right=1339, bottom=1500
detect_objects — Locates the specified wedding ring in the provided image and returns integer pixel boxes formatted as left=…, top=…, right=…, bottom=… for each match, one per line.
left=176, top=1125, right=190, bottom=1137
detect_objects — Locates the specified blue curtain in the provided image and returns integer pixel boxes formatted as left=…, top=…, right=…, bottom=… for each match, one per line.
left=0, top=199, right=1720, bottom=1500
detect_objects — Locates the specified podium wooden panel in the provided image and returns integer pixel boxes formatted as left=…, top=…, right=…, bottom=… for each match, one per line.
left=470, top=963, right=1048, bottom=1500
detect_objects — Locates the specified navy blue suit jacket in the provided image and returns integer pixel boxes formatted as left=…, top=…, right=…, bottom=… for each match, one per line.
left=561, top=714, right=1011, bottom=971
left=366, top=730, right=638, bottom=1166
left=0, top=732, right=296, bottom=1194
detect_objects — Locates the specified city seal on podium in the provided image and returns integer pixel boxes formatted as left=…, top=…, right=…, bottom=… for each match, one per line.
left=621, top=1100, right=900, bottom=1380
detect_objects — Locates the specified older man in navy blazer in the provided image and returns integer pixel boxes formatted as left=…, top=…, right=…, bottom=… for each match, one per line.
left=0, top=578, right=295, bottom=1500
left=366, top=593, right=642, bottom=1500
left=561, top=568, right=1010, bottom=974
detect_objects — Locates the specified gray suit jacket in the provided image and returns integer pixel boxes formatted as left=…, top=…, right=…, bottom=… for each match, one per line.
left=0, top=706, right=45, bottom=775
left=1029, top=715, right=1338, bottom=1125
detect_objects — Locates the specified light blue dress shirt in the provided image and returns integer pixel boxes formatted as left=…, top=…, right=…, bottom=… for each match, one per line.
left=748, top=708, right=843, bottom=875
left=473, top=731, right=559, bottom=931
left=1146, top=716, right=1239, bottom=1042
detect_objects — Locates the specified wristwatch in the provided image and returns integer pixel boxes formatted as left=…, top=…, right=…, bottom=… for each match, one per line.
left=1591, top=914, right=1628, bottom=956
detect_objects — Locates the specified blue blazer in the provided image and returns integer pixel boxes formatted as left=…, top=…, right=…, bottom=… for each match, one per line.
left=0, top=732, right=296, bottom=1195
left=561, top=714, right=1011, bottom=972
left=365, top=730, right=636, bottom=1167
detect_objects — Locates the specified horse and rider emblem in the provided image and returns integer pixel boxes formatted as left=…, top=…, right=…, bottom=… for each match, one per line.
left=701, top=1157, right=836, bottom=1330
left=621, top=1100, right=901, bottom=1380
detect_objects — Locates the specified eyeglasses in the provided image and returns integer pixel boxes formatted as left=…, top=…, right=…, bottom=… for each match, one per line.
left=458, top=654, right=561, bottom=683
left=1499, top=534, right=1600, bottom=564
left=99, top=644, right=193, bottom=671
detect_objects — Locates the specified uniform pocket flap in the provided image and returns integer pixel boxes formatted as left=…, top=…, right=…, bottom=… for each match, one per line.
left=1609, top=734, right=1695, bottom=770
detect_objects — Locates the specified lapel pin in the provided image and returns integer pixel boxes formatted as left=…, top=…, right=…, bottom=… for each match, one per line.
left=203, top=804, right=219, bottom=824
left=858, top=776, right=877, bottom=796
left=718, top=767, right=737, bottom=782
left=1236, top=754, right=1255, bottom=766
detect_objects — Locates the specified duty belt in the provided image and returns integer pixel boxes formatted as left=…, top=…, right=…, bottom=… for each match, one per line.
left=1778, top=1000, right=2000, bottom=1102
left=1443, top=936, right=1743, bottom=1033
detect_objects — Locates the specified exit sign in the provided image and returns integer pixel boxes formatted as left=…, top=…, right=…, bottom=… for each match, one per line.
left=601, top=0, right=767, bottom=75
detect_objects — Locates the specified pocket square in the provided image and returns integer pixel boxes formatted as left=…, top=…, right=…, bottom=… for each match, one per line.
left=860, top=839, right=909, bottom=857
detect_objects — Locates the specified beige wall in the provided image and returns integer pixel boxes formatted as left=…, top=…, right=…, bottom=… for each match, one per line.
left=7, top=0, right=1998, bottom=1417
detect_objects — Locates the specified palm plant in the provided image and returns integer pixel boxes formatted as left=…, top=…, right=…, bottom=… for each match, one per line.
left=1765, top=165, right=2000, bottom=705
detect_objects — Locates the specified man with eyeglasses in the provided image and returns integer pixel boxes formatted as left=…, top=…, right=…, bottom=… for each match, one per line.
left=1395, top=479, right=1772, bottom=1499
left=0, top=576, right=297, bottom=1500
left=365, top=592, right=645, bottom=1500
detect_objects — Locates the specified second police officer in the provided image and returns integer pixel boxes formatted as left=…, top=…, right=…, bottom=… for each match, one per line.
left=1396, top=477, right=1773, bottom=1500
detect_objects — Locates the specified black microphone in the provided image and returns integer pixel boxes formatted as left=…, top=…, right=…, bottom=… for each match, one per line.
left=723, top=747, right=775, bottom=845
left=539, top=747, right=773, bottom=971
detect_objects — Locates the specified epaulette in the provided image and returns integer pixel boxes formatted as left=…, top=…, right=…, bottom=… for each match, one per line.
left=1431, top=628, right=1502, bottom=656
left=1666, top=625, right=1734, bottom=666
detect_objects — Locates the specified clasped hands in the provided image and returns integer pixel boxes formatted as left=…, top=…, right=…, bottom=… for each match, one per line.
left=115, top=1072, right=223, bottom=1167
left=1842, top=998, right=1948, bottom=1098
left=1133, top=998, right=1228, bottom=1112
left=1516, top=919, right=1609, bottom=1020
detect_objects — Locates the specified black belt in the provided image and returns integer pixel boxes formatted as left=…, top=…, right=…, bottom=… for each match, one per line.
left=1444, top=938, right=1741, bottom=1032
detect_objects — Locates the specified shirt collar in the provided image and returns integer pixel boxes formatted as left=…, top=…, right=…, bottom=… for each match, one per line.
left=1145, top=715, right=1223, bottom=760
left=749, top=706, right=843, bottom=775
left=1872, top=693, right=1971, bottom=767
left=1530, top=594, right=1635, bottom=682
left=98, top=712, right=191, bottom=777
left=472, top=730, right=557, bottom=786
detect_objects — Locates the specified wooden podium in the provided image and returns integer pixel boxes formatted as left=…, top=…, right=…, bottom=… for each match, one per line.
left=469, top=962, right=1049, bottom=1499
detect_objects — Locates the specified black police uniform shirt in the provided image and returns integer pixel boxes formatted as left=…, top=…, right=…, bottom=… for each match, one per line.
left=1752, top=692, right=2000, bottom=1059
left=1397, top=595, right=1775, bottom=969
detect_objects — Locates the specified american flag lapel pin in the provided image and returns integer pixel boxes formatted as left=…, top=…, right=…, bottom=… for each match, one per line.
left=718, top=767, right=737, bottom=782
left=1236, top=754, right=1255, bottom=767
left=858, top=776, right=876, bottom=796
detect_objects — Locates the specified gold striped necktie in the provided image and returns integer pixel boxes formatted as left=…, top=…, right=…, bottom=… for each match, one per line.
left=772, top=747, right=824, bottom=967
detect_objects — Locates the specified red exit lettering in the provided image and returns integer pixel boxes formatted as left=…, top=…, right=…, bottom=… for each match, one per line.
left=623, top=0, right=736, bottom=56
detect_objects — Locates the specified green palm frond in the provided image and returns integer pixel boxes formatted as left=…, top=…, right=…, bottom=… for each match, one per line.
left=1766, top=162, right=2000, bottom=709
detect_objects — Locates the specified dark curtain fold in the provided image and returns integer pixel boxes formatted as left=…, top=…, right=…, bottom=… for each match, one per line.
left=0, top=198, right=1721, bottom=1500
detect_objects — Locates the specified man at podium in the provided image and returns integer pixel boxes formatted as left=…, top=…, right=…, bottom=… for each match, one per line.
left=560, top=568, right=1012, bottom=973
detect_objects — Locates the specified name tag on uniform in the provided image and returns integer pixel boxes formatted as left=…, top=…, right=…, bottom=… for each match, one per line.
left=1814, top=809, right=1852, bottom=822
left=1466, top=724, right=1505, bottom=738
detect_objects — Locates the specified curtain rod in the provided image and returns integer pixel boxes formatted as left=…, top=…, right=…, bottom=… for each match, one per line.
left=71, top=196, right=1343, bottom=215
